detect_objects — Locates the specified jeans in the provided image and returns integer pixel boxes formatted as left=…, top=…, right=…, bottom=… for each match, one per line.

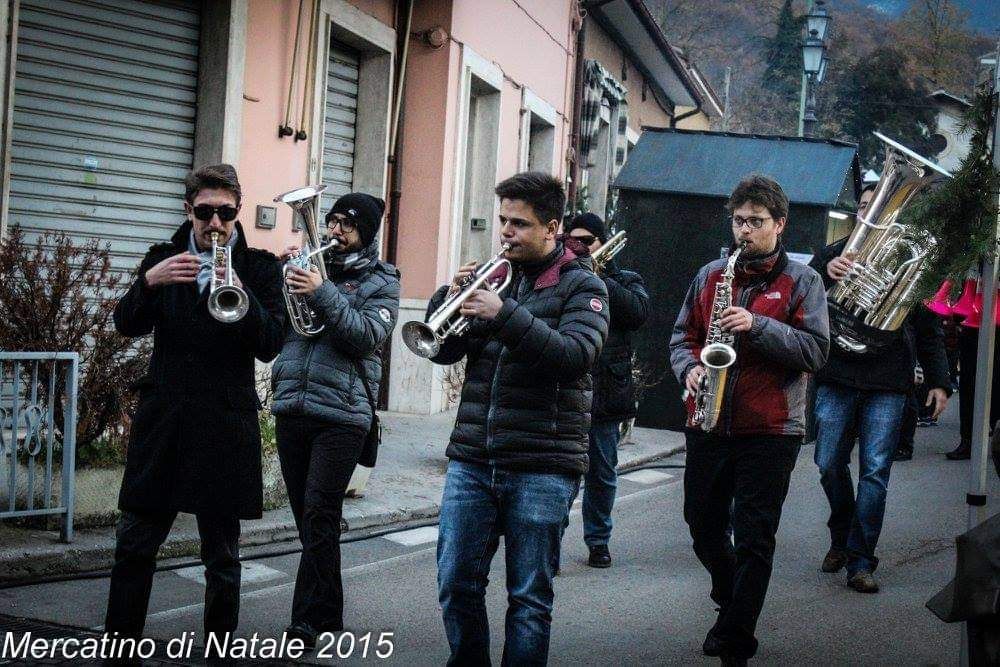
left=105, top=510, right=240, bottom=639
left=437, top=459, right=579, bottom=666
left=276, top=415, right=367, bottom=631
left=813, top=383, right=906, bottom=574
left=565, top=421, right=622, bottom=547
left=683, top=430, right=801, bottom=660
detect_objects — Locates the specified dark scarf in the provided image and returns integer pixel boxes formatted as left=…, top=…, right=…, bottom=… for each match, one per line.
left=325, top=239, right=379, bottom=276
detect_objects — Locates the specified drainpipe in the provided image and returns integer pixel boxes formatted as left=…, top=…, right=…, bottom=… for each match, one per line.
left=379, top=0, right=412, bottom=408
left=567, top=7, right=587, bottom=213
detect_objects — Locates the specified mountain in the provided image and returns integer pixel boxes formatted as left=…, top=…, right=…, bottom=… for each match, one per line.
left=863, top=0, right=998, bottom=34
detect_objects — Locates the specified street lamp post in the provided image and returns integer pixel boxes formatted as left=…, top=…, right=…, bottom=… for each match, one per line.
left=798, top=1, right=831, bottom=137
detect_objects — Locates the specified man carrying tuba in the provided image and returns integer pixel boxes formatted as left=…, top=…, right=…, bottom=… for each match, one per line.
left=669, top=175, right=829, bottom=666
left=270, top=192, right=400, bottom=647
left=105, top=164, right=287, bottom=644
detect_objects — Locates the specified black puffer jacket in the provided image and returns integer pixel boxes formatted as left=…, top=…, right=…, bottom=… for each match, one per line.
left=271, top=255, right=400, bottom=431
left=591, top=263, right=650, bottom=423
left=810, top=238, right=950, bottom=393
left=427, top=243, right=610, bottom=475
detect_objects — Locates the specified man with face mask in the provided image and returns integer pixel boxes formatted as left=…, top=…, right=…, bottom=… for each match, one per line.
left=105, top=164, right=287, bottom=649
left=270, top=192, right=400, bottom=647
left=670, top=175, right=830, bottom=666
left=425, top=172, right=609, bottom=665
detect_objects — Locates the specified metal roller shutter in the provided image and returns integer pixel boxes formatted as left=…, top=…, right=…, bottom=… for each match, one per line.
left=320, top=40, right=358, bottom=215
left=8, top=0, right=200, bottom=275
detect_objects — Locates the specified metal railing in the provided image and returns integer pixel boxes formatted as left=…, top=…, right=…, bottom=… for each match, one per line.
left=0, top=352, right=79, bottom=542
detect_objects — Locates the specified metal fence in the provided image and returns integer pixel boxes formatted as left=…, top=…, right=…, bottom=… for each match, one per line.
left=0, top=352, right=79, bottom=542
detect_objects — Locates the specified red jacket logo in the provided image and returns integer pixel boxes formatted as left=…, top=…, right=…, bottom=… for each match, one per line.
left=590, top=298, right=604, bottom=312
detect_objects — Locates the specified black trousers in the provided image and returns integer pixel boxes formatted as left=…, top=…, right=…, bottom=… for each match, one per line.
left=959, top=325, right=1000, bottom=444
left=276, top=415, right=366, bottom=631
left=104, top=510, right=240, bottom=639
left=683, top=430, right=801, bottom=660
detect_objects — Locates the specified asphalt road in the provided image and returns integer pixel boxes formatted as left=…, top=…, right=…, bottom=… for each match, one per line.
left=1, top=401, right=997, bottom=666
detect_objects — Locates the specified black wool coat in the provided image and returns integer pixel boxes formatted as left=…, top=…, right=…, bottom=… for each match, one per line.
left=427, top=243, right=610, bottom=476
left=113, top=220, right=286, bottom=519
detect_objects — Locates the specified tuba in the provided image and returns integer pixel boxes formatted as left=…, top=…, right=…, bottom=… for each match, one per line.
left=590, top=230, right=627, bottom=273
left=402, top=245, right=513, bottom=359
left=274, top=184, right=338, bottom=337
left=827, top=132, right=952, bottom=354
left=208, top=231, right=249, bottom=323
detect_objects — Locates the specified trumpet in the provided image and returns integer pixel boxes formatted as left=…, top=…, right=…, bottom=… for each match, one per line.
left=402, top=244, right=513, bottom=359
left=590, top=229, right=627, bottom=273
left=207, top=231, right=249, bottom=323
left=274, top=184, right=334, bottom=337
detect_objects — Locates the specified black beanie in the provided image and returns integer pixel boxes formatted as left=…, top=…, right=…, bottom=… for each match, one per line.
left=565, top=212, right=608, bottom=243
left=327, top=193, right=385, bottom=247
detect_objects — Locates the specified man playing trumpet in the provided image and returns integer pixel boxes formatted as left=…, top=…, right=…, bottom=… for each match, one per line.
left=670, top=175, right=829, bottom=666
left=105, top=164, right=287, bottom=646
left=424, top=172, right=609, bottom=665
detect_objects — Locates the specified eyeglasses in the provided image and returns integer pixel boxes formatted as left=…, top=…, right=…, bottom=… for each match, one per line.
left=191, top=204, right=238, bottom=223
left=731, top=215, right=771, bottom=229
left=326, top=215, right=357, bottom=232
left=571, top=234, right=597, bottom=245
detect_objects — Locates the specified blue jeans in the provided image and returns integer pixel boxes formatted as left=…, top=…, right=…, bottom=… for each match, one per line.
left=567, top=421, right=622, bottom=546
left=437, top=459, right=579, bottom=666
left=813, top=383, right=906, bottom=574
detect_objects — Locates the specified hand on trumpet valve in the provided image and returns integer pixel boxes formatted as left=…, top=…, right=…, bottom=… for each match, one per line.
left=448, top=261, right=479, bottom=297
left=285, top=265, right=322, bottom=295
left=280, top=244, right=302, bottom=262
left=719, top=306, right=754, bottom=333
left=459, top=288, right=502, bottom=321
left=685, top=365, right=706, bottom=395
left=144, top=253, right=202, bottom=287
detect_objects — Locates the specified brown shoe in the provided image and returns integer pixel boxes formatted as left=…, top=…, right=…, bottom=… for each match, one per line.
left=821, top=548, right=847, bottom=573
left=847, top=570, right=880, bottom=593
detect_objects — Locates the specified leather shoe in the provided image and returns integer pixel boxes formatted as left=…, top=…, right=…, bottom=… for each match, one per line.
left=587, top=544, right=612, bottom=568
left=720, top=653, right=748, bottom=666
left=703, top=622, right=723, bottom=656
left=284, top=621, right=318, bottom=649
left=946, top=441, right=971, bottom=460
left=821, top=547, right=847, bottom=573
left=892, top=445, right=913, bottom=461
left=847, top=570, right=880, bottom=593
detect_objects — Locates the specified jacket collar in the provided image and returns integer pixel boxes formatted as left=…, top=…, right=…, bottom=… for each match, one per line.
left=732, top=242, right=788, bottom=283
left=170, top=218, right=250, bottom=255
left=533, top=241, right=582, bottom=290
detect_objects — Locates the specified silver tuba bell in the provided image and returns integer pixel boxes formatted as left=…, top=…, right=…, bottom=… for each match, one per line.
left=274, top=184, right=339, bottom=337
left=827, top=132, right=952, bottom=354
left=208, top=231, right=249, bottom=323
left=402, top=245, right=513, bottom=359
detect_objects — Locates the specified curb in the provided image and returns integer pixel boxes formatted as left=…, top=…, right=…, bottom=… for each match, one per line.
left=0, top=444, right=684, bottom=585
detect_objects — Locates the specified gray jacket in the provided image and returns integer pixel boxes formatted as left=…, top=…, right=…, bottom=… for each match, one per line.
left=271, top=257, right=400, bottom=430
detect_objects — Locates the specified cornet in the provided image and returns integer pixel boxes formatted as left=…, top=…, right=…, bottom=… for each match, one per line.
left=590, top=229, right=627, bottom=273
left=402, top=244, right=513, bottom=359
left=207, top=231, right=249, bottom=323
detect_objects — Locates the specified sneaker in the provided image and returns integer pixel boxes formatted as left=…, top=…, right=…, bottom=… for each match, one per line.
left=587, top=544, right=612, bottom=568
left=284, top=621, right=318, bottom=649
left=847, top=570, right=880, bottom=593
left=946, top=442, right=971, bottom=460
left=821, top=547, right=848, bottom=573
left=892, top=445, right=913, bottom=462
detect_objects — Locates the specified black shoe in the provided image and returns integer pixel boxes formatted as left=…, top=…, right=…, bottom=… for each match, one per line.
left=720, top=653, right=748, bottom=666
left=847, top=569, right=880, bottom=594
left=285, top=621, right=318, bottom=649
left=703, top=621, right=723, bottom=657
left=821, top=547, right=848, bottom=573
left=587, top=544, right=612, bottom=568
left=946, top=442, right=971, bottom=460
left=892, top=445, right=913, bottom=461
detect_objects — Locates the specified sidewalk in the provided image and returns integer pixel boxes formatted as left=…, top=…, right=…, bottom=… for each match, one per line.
left=0, top=410, right=684, bottom=584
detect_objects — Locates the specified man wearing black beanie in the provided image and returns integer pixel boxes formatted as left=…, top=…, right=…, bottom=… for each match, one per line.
left=563, top=211, right=650, bottom=568
left=271, top=191, right=400, bottom=646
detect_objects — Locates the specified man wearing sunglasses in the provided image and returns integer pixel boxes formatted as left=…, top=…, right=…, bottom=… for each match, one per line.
left=270, top=192, right=400, bottom=647
left=670, top=175, right=830, bottom=666
left=562, top=212, right=649, bottom=569
left=106, top=164, right=287, bottom=648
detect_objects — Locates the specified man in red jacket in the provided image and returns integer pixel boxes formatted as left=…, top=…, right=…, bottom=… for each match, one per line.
left=670, top=175, right=830, bottom=666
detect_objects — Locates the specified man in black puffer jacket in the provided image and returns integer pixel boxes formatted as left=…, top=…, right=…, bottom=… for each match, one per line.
left=427, top=172, right=609, bottom=665
left=563, top=212, right=649, bottom=569
left=270, top=192, right=400, bottom=646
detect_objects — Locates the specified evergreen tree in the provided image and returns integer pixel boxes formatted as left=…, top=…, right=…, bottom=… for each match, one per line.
left=762, top=0, right=803, bottom=99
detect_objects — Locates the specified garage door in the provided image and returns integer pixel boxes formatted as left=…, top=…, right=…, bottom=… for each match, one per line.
left=320, top=40, right=359, bottom=215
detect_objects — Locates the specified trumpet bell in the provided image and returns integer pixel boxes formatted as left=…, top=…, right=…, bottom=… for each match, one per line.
left=209, top=285, right=249, bottom=323
left=402, top=321, right=441, bottom=359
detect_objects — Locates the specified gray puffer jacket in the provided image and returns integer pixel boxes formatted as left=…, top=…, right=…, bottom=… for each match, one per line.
left=271, top=257, right=400, bottom=430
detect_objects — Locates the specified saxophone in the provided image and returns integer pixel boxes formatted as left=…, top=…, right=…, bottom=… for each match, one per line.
left=691, top=241, right=745, bottom=432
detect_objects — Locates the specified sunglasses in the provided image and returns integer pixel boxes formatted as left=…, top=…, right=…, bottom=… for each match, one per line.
left=571, top=234, right=597, bottom=245
left=191, top=204, right=238, bottom=223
